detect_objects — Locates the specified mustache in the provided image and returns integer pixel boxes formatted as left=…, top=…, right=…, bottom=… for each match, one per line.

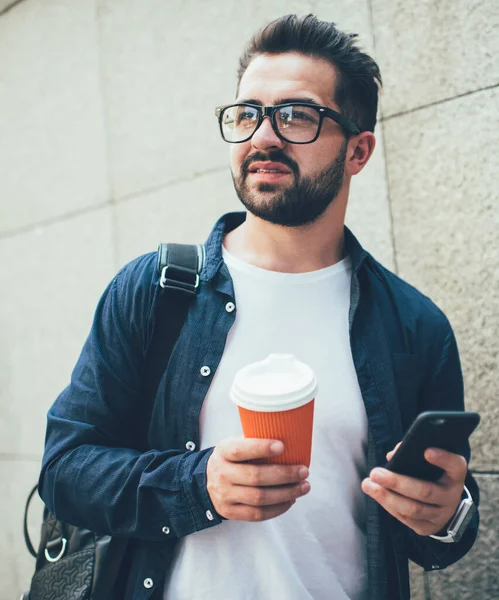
left=241, top=151, right=299, bottom=178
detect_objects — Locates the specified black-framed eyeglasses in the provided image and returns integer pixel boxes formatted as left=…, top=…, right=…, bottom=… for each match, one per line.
left=215, top=102, right=360, bottom=144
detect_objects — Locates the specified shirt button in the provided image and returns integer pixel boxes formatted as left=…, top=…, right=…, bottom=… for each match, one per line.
left=200, top=366, right=211, bottom=377
left=143, top=578, right=154, bottom=589
left=206, top=510, right=214, bottom=521
left=186, top=441, right=196, bottom=451
left=225, top=301, right=235, bottom=313
left=162, top=526, right=170, bottom=535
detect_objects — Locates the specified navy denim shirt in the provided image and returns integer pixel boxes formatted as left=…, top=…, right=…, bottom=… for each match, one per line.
left=39, top=212, right=479, bottom=600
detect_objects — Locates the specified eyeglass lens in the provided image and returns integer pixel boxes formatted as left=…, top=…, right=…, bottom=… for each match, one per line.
left=221, top=105, right=321, bottom=143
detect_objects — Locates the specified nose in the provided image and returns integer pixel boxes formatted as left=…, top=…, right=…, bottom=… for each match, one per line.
left=251, top=115, right=285, bottom=151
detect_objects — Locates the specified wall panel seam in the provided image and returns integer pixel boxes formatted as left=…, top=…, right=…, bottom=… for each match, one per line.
left=0, top=201, right=111, bottom=241
left=367, top=0, right=399, bottom=275
left=0, top=0, right=25, bottom=18
left=114, top=165, right=228, bottom=205
left=382, top=82, right=499, bottom=122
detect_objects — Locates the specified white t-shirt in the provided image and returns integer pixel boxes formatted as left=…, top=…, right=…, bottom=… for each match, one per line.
left=163, top=248, right=368, bottom=600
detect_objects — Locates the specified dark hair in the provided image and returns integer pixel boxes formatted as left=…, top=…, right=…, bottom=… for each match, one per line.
left=237, top=14, right=382, bottom=133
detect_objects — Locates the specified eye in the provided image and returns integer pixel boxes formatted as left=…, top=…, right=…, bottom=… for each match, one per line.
left=293, top=109, right=318, bottom=123
left=277, top=106, right=319, bottom=126
left=238, top=111, right=255, bottom=121
left=235, top=107, right=258, bottom=126
left=293, top=111, right=315, bottom=122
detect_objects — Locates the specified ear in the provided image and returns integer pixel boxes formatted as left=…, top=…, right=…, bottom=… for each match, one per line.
left=346, top=132, right=376, bottom=176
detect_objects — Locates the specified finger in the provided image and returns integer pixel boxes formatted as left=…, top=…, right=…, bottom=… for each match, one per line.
left=386, top=442, right=402, bottom=461
left=369, top=468, right=445, bottom=506
left=224, top=462, right=309, bottom=487
left=227, top=501, right=295, bottom=522
left=424, top=448, right=468, bottom=483
left=219, top=438, right=285, bottom=462
left=362, top=479, right=442, bottom=523
left=229, top=482, right=310, bottom=507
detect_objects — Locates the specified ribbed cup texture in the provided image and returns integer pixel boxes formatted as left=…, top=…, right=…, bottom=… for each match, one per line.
left=238, top=399, right=315, bottom=467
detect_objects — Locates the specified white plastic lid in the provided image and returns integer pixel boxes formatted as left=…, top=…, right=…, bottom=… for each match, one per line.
left=230, top=354, right=317, bottom=412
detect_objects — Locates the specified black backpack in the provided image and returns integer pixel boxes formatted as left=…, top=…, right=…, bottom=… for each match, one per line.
left=21, top=243, right=204, bottom=600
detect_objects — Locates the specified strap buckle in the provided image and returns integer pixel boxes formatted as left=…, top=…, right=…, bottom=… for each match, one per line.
left=157, top=243, right=203, bottom=295
left=160, top=266, right=200, bottom=295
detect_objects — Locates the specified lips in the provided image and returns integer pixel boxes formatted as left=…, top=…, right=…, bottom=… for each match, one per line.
left=248, top=161, right=292, bottom=174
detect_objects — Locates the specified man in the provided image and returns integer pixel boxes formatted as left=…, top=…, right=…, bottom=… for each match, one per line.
left=39, top=14, right=479, bottom=600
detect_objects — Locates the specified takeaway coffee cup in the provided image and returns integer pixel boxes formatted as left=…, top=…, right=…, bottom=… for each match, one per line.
left=230, top=354, right=317, bottom=467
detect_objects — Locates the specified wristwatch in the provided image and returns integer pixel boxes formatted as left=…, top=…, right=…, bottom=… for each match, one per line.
left=429, top=486, right=476, bottom=543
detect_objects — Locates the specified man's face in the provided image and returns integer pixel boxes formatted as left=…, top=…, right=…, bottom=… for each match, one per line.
left=230, top=52, right=349, bottom=227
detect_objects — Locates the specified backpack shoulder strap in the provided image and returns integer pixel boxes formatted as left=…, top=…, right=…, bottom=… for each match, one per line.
left=138, top=242, right=205, bottom=446
left=157, top=243, right=204, bottom=295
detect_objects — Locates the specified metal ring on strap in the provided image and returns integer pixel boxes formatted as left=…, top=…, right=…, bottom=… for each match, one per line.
left=44, top=537, right=67, bottom=563
left=159, top=266, right=200, bottom=294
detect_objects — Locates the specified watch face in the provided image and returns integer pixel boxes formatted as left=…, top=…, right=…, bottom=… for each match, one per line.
left=450, top=502, right=476, bottom=543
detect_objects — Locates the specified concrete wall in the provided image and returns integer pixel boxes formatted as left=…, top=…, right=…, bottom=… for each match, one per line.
left=0, top=0, right=497, bottom=597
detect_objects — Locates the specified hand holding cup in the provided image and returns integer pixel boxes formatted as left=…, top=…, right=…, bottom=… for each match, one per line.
left=207, top=437, right=311, bottom=522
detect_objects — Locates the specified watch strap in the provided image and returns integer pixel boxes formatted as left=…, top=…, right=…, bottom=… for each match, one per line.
left=429, top=485, right=475, bottom=543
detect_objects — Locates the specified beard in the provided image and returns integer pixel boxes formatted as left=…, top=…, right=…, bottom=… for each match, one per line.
left=231, top=141, right=348, bottom=227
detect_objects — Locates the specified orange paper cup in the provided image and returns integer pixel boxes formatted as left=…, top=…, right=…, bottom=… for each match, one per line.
left=238, top=399, right=315, bottom=466
left=230, top=354, right=317, bottom=467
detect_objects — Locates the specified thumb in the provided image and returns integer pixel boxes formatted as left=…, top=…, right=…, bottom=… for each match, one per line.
left=386, top=442, right=402, bottom=461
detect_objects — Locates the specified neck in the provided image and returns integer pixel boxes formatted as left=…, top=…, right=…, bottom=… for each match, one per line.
left=224, top=195, right=347, bottom=273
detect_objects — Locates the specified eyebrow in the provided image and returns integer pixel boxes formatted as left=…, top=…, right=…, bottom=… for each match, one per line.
left=277, top=97, right=322, bottom=106
left=236, top=97, right=322, bottom=106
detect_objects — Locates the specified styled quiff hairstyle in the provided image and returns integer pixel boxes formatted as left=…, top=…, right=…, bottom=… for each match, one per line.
left=237, top=14, right=382, bottom=133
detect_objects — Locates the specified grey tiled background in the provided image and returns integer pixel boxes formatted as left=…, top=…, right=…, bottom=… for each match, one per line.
left=1, top=0, right=498, bottom=597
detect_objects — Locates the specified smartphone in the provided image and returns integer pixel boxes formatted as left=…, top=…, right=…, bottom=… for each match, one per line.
left=385, top=411, right=480, bottom=482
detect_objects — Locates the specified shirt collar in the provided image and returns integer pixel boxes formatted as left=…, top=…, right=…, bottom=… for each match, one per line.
left=202, top=211, right=370, bottom=282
